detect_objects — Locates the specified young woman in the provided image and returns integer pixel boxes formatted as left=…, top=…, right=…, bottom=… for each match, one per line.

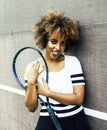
left=24, top=10, right=89, bottom=130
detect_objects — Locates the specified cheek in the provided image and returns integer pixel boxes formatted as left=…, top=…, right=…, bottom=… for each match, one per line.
left=61, top=46, right=66, bottom=51
left=46, top=41, right=53, bottom=48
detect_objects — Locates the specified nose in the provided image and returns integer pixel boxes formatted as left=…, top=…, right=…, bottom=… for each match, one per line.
left=55, top=43, right=61, bottom=50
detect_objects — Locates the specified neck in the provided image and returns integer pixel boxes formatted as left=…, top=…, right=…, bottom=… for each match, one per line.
left=44, top=53, right=65, bottom=72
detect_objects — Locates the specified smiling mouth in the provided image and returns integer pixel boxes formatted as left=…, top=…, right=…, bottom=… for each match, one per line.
left=52, top=51, right=60, bottom=55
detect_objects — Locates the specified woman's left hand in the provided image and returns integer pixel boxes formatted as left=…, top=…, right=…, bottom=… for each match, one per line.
left=36, top=78, right=51, bottom=97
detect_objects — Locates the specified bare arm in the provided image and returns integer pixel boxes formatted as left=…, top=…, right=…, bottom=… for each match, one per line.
left=24, top=61, right=41, bottom=112
left=24, top=82, right=38, bottom=112
left=37, top=79, right=85, bottom=105
left=49, top=85, right=85, bottom=105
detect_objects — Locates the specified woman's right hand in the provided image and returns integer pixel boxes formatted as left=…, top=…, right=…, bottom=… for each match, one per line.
left=25, top=61, right=42, bottom=84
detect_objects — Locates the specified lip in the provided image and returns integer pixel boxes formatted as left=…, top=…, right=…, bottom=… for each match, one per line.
left=52, top=51, right=59, bottom=55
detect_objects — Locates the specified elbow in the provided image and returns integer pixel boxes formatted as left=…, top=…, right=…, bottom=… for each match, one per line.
left=76, top=100, right=83, bottom=106
left=28, top=107, right=37, bottom=112
left=73, top=84, right=85, bottom=105
left=75, top=95, right=84, bottom=105
left=69, top=93, right=84, bottom=106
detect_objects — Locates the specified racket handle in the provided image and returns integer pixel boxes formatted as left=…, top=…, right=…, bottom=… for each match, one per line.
left=38, top=96, right=62, bottom=130
left=46, top=105, right=63, bottom=130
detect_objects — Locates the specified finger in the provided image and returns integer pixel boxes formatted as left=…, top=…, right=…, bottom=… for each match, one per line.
left=39, top=66, right=44, bottom=73
left=25, top=63, right=34, bottom=73
left=38, top=80, right=42, bottom=86
left=33, top=61, right=40, bottom=69
left=36, top=61, right=44, bottom=73
left=36, top=60, right=40, bottom=67
left=28, top=63, right=34, bottom=68
left=42, top=78, right=45, bottom=83
left=42, top=78, right=48, bottom=86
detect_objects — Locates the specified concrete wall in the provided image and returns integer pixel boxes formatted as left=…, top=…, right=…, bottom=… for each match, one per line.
left=0, top=0, right=107, bottom=129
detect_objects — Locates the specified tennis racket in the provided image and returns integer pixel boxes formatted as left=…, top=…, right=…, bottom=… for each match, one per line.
left=12, top=46, right=63, bottom=130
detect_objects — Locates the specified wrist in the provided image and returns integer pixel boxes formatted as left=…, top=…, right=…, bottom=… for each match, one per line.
left=27, top=81, right=36, bottom=90
left=28, top=81, right=35, bottom=85
left=27, top=78, right=37, bottom=85
left=48, top=90, right=53, bottom=98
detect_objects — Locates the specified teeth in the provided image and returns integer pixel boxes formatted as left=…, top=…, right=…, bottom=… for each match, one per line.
left=53, top=51, right=59, bottom=55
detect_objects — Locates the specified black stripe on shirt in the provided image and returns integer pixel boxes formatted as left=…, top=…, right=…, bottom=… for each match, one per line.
left=72, top=80, right=85, bottom=84
left=41, top=103, right=68, bottom=107
left=40, top=106, right=81, bottom=114
left=55, top=106, right=80, bottom=114
left=70, top=74, right=84, bottom=78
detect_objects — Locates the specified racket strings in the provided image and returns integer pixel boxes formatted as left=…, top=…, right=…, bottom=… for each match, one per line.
left=15, top=49, right=46, bottom=86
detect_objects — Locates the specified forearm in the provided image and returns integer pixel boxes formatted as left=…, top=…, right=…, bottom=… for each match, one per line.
left=37, top=80, right=85, bottom=106
left=25, top=82, right=38, bottom=112
left=49, top=91, right=84, bottom=105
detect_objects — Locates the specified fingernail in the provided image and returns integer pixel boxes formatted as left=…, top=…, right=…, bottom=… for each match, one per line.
left=37, top=59, right=40, bottom=62
left=37, top=60, right=40, bottom=63
left=42, top=77, right=44, bottom=81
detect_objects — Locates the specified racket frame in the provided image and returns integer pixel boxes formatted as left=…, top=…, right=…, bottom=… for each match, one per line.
left=12, top=46, right=48, bottom=90
left=12, top=46, right=63, bottom=130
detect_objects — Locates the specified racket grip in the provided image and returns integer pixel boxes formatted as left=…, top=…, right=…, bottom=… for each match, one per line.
left=46, top=105, right=63, bottom=130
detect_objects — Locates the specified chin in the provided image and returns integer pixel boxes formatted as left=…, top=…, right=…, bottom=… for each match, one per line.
left=51, top=55, right=60, bottom=60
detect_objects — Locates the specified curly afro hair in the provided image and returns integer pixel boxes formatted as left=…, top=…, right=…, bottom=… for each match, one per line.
left=33, top=10, right=79, bottom=50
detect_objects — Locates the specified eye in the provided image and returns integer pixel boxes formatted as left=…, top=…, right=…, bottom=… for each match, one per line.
left=50, top=39, right=57, bottom=44
left=61, top=41, right=66, bottom=46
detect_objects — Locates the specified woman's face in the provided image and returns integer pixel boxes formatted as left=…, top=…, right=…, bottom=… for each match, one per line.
left=45, top=30, right=67, bottom=61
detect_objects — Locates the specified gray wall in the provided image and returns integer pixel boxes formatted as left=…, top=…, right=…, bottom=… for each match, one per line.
left=0, top=0, right=107, bottom=129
